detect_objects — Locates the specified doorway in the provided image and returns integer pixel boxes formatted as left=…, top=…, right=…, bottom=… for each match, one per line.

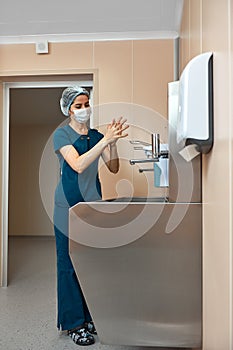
left=1, top=78, right=94, bottom=286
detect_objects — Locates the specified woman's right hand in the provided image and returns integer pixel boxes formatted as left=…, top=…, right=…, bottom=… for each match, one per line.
left=103, top=117, right=129, bottom=144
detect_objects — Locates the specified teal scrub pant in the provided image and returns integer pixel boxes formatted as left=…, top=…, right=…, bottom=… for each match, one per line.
left=54, top=205, right=91, bottom=331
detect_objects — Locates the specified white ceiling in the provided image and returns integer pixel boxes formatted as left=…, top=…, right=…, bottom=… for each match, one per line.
left=0, top=0, right=184, bottom=44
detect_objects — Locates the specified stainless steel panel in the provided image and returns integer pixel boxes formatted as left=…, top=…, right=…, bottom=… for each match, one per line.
left=69, top=201, right=202, bottom=348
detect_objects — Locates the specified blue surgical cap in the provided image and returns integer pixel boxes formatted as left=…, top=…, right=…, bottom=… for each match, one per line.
left=60, top=85, right=90, bottom=117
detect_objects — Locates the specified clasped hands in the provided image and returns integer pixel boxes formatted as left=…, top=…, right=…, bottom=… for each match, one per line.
left=105, top=117, right=129, bottom=145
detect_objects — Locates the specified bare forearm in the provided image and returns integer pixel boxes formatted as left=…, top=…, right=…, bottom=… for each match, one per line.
left=60, top=119, right=128, bottom=174
left=74, top=138, right=109, bottom=173
left=107, top=144, right=119, bottom=173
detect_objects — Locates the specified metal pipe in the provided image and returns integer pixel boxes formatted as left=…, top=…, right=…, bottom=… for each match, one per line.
left=151, top=133, right=160, bottom=158
left=129, top=158, right=158, bottom=165
left=139, top=168, right=154, bottom=173
left=129, top=140, right=151, bottom=146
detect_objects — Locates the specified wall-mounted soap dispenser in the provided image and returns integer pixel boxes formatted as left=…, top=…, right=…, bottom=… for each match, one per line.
left=177, top=52, right=213, bottom=153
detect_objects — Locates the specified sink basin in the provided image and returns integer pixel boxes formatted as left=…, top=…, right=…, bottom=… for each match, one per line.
left=100, top=196, right=168, bottom=203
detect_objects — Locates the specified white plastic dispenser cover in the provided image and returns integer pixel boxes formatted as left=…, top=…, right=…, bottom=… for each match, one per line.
left=177, top=52, right=213, bottom=153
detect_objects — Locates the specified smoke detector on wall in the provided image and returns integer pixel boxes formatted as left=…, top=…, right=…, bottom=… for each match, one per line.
left=35, top=40, right=49, bottom=54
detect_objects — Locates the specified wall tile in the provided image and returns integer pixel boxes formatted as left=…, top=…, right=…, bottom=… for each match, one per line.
left=133, top=39, right=173, bottom=119
left=0, top=42, right=94, bottom=72
left=202, top=0, right=231, bottom=348
left=180, top=0, right=232, bottom=348
left=179, top=0, right=190, bottom=73
left=94, top=41, right=132, bottom=104
left=190, top=0, right=202, bottom=58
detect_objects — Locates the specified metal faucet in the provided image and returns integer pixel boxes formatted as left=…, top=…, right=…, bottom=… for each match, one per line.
left=129, top=133, right=168, bottom=166
left=151, top=133, right=160, bottom=158
left=129, top=158, right=158, bottom=165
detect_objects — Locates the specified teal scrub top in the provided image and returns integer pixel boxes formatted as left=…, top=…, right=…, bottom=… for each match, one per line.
left=53, top=125, right=104, bottom=208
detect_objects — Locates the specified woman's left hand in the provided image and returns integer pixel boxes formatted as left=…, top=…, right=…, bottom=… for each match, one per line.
left=107, top=116, right=128, bottom=145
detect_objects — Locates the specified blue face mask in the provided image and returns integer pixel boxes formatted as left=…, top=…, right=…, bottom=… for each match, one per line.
left=73, top=107, right=91, bottom=124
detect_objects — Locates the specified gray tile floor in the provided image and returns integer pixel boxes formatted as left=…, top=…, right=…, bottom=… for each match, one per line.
left=0, top=236, right=197, bottom=350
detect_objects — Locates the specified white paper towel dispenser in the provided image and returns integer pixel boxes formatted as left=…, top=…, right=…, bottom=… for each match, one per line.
left=177, top=52, right=213, bottom=153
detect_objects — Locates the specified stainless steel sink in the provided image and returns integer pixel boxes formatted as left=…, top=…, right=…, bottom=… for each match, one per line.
left=101, top=196, right=168, bottom=202
left=69, top=200, right=202, bottom=348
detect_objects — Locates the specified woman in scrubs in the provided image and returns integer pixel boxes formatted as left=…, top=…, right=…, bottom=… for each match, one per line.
left=53, top=86, right=128, bottom=346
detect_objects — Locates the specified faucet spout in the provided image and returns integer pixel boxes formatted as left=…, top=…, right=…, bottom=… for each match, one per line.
left=129, top=133, right=169, bottom=167
left=129, top=158, right=159, bottom=165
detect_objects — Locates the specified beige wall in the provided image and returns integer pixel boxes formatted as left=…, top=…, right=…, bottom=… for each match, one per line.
left=180, top=1, right=233, bottom=349
left=0, top=39, right=174, bottom=279
left=0, top=40, right=172, bottom=117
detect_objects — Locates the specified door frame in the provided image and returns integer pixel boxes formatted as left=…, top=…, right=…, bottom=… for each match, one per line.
left=1, top=78, right=94, bottom=287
